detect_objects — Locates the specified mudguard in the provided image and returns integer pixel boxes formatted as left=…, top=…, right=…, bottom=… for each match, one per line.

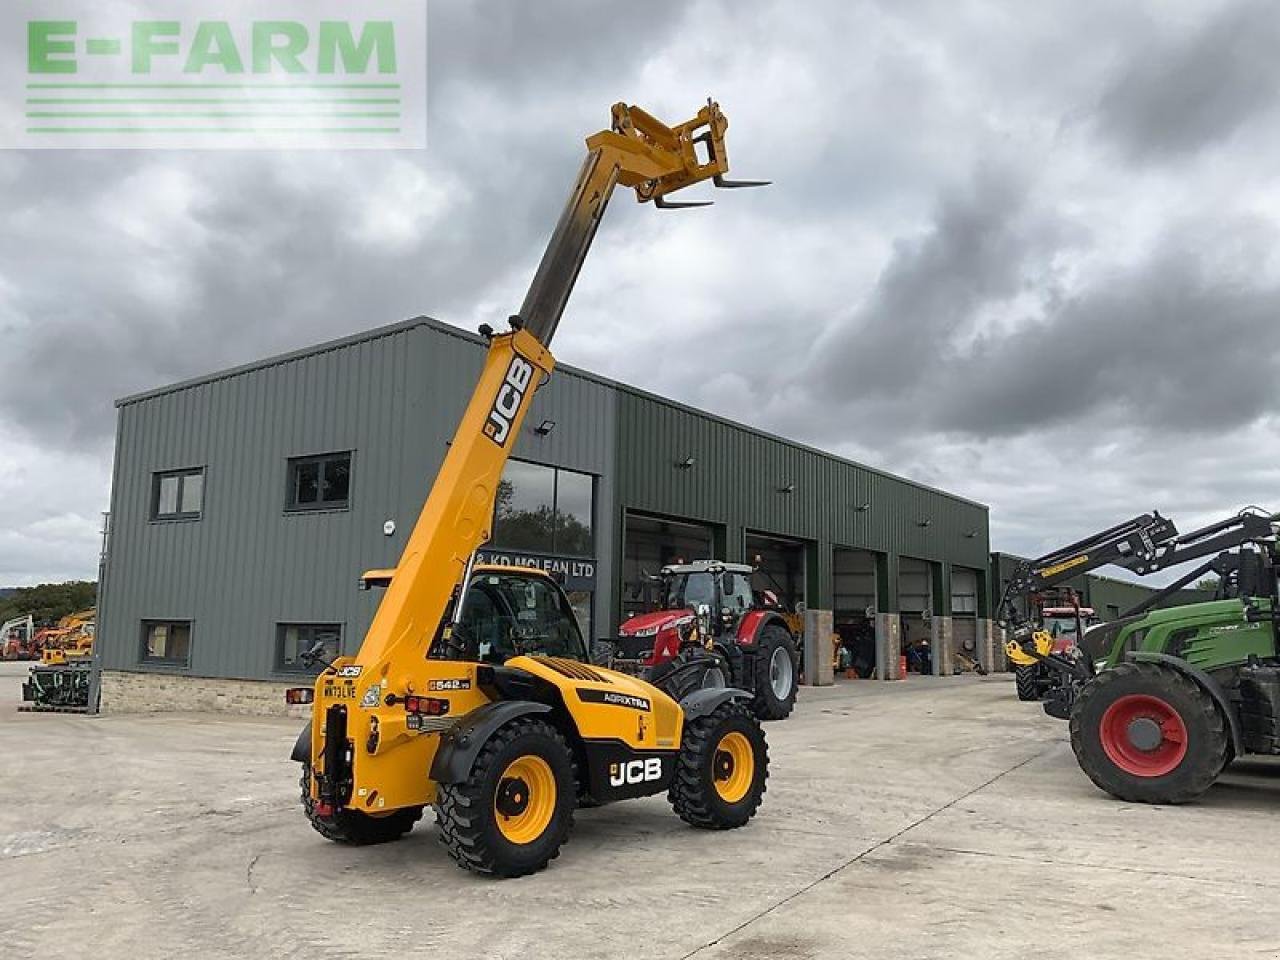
left=734, top=610, right=791, bottom=646
left=430, top=700, right=553, bottom=783
left=679, top=686, right=751, bottom=722
left=290, top=724, right=310, bottom=763
left=1128, top=652, right=1241, bottom=752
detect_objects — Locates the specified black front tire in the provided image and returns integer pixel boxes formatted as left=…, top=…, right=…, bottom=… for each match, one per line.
left=299, top=764, right=422, bottom=844
left=1014, top=664, right=1042, bottom=701
left=751, top=625, right=799, bottom=720
left=670, top=701, right=768, bottom=829
left=1069, top=661, right=1227, bottom=804
left=434, top=717, right=576, bottom=878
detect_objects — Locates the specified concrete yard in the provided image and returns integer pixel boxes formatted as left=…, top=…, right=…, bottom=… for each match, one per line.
left=2, top=659, right=1278, bottom=959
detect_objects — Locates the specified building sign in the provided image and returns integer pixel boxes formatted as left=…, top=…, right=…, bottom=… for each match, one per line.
left=476, top=549, right=596, bottom=593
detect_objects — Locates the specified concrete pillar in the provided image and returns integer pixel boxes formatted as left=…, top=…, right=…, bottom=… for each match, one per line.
left=875, top=612, right=902, bottom=681
left=992, top=622, right=1009, bottom=672
left=803, top=608, right=834, bottom=686
left=976, top=619, right=998, bottom=673
left=931, top=615, right=954, bottom=676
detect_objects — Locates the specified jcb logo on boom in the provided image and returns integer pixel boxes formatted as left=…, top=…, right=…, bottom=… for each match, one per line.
left=483, top=355, right=534, bottom=447
left=609, top=757, right=664, bottom=787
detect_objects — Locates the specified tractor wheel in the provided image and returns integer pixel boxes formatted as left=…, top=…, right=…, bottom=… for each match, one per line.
left=751, top=625, right=799, bottom=720
left=669, top=700, right=768, bottom=829
left=649, top=647, right=729, bottom=701
left=434, top=716, right=575, bottom=877
left=1070, top=661, right=1228, bottom=804
left=299, top=765, right=422, bottom=844
left=1015, top=665, right=1042, bottom=702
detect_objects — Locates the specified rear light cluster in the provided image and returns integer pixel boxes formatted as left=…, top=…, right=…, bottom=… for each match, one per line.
left=403, top=695, right=450, bottom=716
left=405, top=695, right=451, bottom=731
left=285, top=687, right=314, bottom=705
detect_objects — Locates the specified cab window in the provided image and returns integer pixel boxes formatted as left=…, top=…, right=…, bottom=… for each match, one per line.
left=449, top=573, right=588, bottom=663
left=720, top=572, right=753, bottom=615
left=667, top=572, right=716, bottom=611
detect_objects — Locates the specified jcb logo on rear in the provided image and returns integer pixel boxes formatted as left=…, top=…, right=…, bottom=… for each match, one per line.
left=483, top=355, right=535, bottom=447
left=609, top=757, right=663, bottom=787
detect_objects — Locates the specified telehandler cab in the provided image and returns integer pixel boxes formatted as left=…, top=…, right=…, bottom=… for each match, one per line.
left=289, top=99, right=770, bottom=877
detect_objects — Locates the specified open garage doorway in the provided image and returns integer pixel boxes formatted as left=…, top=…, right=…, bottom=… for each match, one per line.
left=621, top=513, right=715, bottom=620
left=745, top=532, right=809, bottom=613
left=951, top=566, right=980, bottom=670
left=833, top=548, right=878, bottom=678
left=898, top=557, right=933, bottom=674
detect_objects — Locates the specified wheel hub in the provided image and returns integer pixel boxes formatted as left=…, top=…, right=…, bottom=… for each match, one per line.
left=496, top=777, right=531, bottom=817
left=714, top=749, right=735, bottom=781
left=1098, top=693, right=1189, bottom=778
left=711, top=731, right=754, bottom=804
left=1126, top=716, right=1163, bottom=752
left=769, top=645, right=793, bottom=699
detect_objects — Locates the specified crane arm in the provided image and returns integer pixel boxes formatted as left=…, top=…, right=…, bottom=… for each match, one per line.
left=352, top=100, right=761, bottom=669
left=998, top=513, right=1179, bottom=627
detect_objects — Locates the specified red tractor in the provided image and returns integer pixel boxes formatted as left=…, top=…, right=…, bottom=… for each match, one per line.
left=598, top=560, right=800, bottom=720
left=1015, top=588, right=1098, bottom=701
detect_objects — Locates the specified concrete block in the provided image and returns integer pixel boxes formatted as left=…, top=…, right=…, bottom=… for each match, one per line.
left=803, top=608, right=834, bottom=686
left=930, top=615, right=954, bottom=676
left=874, top=613, right=902, bottom=681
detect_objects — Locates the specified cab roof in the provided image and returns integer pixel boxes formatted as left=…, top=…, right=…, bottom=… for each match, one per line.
left=660, top=560, right=754, bottom=575
left=473, top=563, right=553, bottom=579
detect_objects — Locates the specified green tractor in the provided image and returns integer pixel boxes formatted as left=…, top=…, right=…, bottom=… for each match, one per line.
left=1006, top=509, right=1280, bottom=804
left=1071, top=591, right=1280, bottom=803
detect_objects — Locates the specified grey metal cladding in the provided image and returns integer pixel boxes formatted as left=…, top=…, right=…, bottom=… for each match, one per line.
left=99, top=319, right=617, bottom=679
left=614, top=389, right=990, bottom=568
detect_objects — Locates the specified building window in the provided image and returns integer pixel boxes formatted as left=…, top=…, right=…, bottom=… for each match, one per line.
left=276, top=623, right=342, bottom=673
left=141, top=620, right=192, bottom=666
left=152, top=468, right=204, bottom=521
left=491, top=460, right=594, bottom=557
left=286, top=452, right=351, bottom=512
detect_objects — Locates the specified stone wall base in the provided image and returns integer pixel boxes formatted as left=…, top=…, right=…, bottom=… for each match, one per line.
left=100, top=670, right=311, bottom=719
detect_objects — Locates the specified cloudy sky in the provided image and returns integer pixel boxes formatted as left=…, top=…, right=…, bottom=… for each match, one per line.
left=2, top=0, right=1279, bottom=585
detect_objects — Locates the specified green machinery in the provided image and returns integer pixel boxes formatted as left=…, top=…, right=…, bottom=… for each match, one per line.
left=1004, top=508, right=1280, bottom=803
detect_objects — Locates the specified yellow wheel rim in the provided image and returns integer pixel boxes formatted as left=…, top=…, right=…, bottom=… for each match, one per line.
left=712, top=731, right=754, bottom=804
left=494, top=755, right=557, bottom=845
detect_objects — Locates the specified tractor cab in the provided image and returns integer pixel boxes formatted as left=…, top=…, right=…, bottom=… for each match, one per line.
left=1040, top=605, right=1098, bottom=653
left=658, top=561, right=757, bottom=629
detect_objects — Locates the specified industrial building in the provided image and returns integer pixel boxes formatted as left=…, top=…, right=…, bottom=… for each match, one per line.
left=94, top=317, right=993, bottom=713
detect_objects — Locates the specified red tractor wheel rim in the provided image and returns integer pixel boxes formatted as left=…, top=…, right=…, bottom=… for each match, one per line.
left=1099, top=694, right=1188, bottom=777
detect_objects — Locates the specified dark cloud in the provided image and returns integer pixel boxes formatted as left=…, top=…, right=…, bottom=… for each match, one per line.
left=1096, top=0, right=1280, bottom=161
left=3, top=0, right=1280, bottom=581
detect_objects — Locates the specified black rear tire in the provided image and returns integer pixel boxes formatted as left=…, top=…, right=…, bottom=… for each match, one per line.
left=299, top=764, right=422, bottom=844
left=1069, top=661, right=1227, bottom=804
left=434, top=717, right=575, bottom=877
left=648, top=647, right=729, bottom=701
left=1015, top=664, right=1042, bottom=701
left=751, top=624, right=798, bottom=720
left=670, top=701, right=768, bottom=829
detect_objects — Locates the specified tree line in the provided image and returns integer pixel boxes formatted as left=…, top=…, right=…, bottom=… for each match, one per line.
left=0, top=581, right=97, bottom=627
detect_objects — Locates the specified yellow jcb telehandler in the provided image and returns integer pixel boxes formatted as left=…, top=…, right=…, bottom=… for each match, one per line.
left=288, top=99, right=770, bottom=877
